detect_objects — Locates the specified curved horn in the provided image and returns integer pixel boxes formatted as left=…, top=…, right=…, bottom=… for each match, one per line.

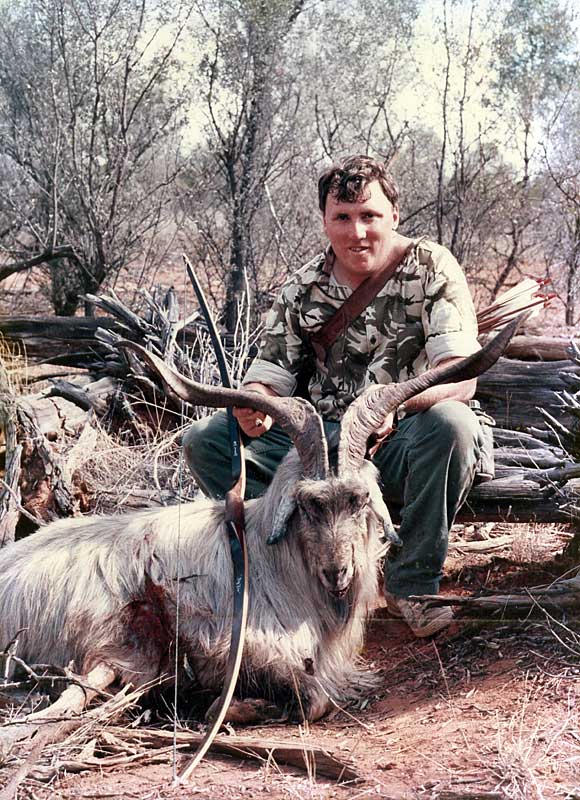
left=338, top=314, right=523, bottom=474
left=120, top=340, right=329, bottom=480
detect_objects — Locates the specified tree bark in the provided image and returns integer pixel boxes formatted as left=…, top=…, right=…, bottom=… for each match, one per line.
left=0, top=361, right=20, bottom=545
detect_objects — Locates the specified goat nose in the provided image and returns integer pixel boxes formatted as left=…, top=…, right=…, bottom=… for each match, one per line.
left=323, top=566, right=347, bottom=586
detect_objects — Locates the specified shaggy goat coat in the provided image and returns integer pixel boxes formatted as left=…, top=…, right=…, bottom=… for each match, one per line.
left=0, top=455, right=384, bottom=719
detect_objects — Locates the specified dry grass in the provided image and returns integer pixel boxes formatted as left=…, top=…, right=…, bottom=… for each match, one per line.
left=0, top=335, right=26, bottom=399
left=66, top=418, right=198, bottom=514
left=484, top=672, right=578, bottom=800
left=509, top=524, right=562, bottom=565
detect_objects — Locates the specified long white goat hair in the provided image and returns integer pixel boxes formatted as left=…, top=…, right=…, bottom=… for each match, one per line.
left=0, top=452, right=383, bottom=719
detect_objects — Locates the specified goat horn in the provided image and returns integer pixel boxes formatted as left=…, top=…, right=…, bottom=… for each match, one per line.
left=120, top=341, right=329, bottom=481
left=338, top=314, right=523, bottom=474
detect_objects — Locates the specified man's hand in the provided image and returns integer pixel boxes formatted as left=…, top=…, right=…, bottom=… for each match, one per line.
left=368, top=410, right=396, bottom=456
left=233, top=382, right=278, bottom=437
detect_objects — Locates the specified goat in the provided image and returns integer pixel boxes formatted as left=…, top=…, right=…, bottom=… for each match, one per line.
left=0, top=320, right=518, bottom=724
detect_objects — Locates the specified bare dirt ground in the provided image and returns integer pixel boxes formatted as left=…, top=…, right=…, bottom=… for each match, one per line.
left=4, top=523, right=578, bottom=800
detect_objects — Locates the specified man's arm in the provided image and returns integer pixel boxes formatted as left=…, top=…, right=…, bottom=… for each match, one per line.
left=399, top=357, right=476, bottom=416
left=373, top=358, right=477, bottom=445
left=233, top=382, right=279, bottom=437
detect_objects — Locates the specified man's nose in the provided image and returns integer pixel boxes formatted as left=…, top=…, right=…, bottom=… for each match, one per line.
left=350, top=219, right=366, bottom=239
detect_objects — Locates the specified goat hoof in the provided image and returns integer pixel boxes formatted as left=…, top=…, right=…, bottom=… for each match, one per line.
left=205, top=697, right=282, bottom=726
left=288, top=692, right=331, bottom=723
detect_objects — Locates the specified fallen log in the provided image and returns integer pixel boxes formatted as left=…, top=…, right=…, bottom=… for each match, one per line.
left=415, top=569, right=580, bottom=613
left=0, top=444, right=21, bottom=547
left=14, top=403, right=77, bottom=522
left=12, top=727, right=359, bottom=785
left=0, top=361, right=22, bottom=545
left=498, top=335, right=574, bottom=361
left=0, top=316, right=122, bottom=369
left=475, top=357, right=580, bottom=432
left=2, top=314, right=572, bottom=362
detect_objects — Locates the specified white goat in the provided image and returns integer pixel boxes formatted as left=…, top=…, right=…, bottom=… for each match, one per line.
left=0, top=321, right=517, bottom=722
left=0, top=454, right=384, bottom=721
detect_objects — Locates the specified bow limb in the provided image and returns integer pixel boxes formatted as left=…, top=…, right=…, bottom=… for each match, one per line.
left=177, top=257, right=249, bottom=782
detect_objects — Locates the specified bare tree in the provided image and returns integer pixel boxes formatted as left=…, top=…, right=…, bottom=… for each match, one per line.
left=541, top=91, right=580, bottom=325
left=492, top=0, right=577, bottom=184
left=0, top=0, right=191, bottom=315
left=181, top=0, right=308, bottom=333
left=307, top=0, right=418, bottom=164
left=480, top=0, right=579, bottom=300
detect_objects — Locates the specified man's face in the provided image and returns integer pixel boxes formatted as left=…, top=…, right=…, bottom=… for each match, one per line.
left=322, top=180, right=399, bottom=284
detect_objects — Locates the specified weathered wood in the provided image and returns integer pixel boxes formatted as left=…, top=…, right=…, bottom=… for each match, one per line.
left=475, top=356, right=580, bottom=431
left=416, top=570, right=580, bottom=612
left=462, top=434, right=580, bottom=521
left=0, top=444, right=21, bottom=547
left=503, top=335, right=573, bottom=361
left=18, top=395, right=88, bottom=438
left=102, top=726, right=359, bottom=782
left=0, top=362, right=20, bottom=545
left=492, top=428, right=568, bottom=454
left=16, top=404, right=76, bottom=521
left=46, top=375, right=119, bottom=416
left=460, top=483, right=577, bottom=523
left=0, top=315, right=122, bottom=368
left=493, top=446, right=571, bottom=469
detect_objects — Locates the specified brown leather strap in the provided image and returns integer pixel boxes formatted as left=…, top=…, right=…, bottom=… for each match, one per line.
left=310, top=241, right=416, bottom=361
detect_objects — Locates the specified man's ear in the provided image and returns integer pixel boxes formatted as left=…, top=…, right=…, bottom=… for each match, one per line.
left=392, top=204, right=400, bottom=230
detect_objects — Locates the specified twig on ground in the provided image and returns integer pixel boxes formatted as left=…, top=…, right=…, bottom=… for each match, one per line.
left=0, top=477, right=46, bottom=527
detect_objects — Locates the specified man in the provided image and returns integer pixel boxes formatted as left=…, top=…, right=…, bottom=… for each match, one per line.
left=184, top=155, right=483, bottom=637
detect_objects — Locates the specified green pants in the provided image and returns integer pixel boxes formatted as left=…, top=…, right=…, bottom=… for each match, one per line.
left=183, top=401, right=482, bottom=597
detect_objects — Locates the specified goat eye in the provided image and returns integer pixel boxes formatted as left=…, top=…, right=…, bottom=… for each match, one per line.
left=300, top=498, right=324, bottom=520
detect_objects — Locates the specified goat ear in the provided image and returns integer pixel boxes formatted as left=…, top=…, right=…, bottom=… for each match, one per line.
left=367, top=477, right=402, bottom=547
left=267, top=494, right=298, bottom=545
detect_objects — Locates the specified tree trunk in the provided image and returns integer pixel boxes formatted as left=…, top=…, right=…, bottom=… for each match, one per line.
left=565, top=210, right=580, bottom=326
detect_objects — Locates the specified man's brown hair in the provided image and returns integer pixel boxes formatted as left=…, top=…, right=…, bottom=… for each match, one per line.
left=318, top=155, right=399, bottom=214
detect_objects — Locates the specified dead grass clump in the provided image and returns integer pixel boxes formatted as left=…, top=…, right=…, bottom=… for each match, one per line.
left=509, top=523, right=564, bottom=565
left=0, top=335, right=26, bottom=399
left=68, top=419, right=197, bottom=515
left=488, top=675, right=576, bottom=800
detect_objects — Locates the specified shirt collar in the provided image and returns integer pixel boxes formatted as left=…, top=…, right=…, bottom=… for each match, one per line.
left=322, top=245, right=336, bottom=276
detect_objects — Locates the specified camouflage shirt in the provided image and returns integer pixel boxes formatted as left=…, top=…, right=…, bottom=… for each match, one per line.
left=244, top=239, right=480, bottom=421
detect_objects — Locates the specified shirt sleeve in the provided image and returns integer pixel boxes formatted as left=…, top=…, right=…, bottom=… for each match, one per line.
left=421, top=245, right=480, bottom=366
left=242, top=282, right=308, bottom=396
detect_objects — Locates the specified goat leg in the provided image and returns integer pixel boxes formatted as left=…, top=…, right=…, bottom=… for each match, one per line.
left=0, top=662, right=116, bottom=768
left=24, top=661, right=116, bottom=722
left=205, top=696, right=284, bottom=725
